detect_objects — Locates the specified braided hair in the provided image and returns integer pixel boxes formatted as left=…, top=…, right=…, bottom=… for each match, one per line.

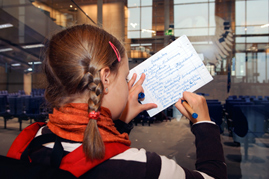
left=44, top=24, right=125, bottom=160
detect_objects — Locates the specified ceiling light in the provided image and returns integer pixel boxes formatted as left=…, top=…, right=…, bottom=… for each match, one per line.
left=130, top=23, right=138, bottom=28
left=0, top=23, right=13, bottom=29
left=22, top=44, right=44, bottom=49
left=142, top=29, right=156, bottom=33
left=11, top=63, right=21, bottom=67
left=0, top=48, right=13, bottom=52
left=141, top=43, right=152, bottom=46
left=28, top=61, right=42, bottom=65
left=261, top=24, right=269, bottom=28
left=131, top=44, right=140, bottom=47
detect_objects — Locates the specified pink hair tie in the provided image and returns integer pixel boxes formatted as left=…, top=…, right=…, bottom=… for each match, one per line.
left=88, top=111, right=100, bottom=120
left=109, top=41, right=121, bottom=62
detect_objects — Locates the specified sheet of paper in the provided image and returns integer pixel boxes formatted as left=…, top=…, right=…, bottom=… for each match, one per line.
left=128, top=35, right=213, bottom=117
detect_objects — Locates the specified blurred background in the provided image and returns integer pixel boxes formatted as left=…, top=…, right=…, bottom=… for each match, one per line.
left=0, top=0, right=269, bottom=178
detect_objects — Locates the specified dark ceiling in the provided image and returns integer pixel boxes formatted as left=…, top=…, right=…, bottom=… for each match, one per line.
left=0, top=0, right=128, bottom=72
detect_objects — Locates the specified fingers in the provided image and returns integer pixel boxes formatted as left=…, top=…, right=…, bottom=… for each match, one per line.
left=175, top=98, right=191, bottom=119
left=129, top=73, right=145, bottom=95
left=140, top=103, right=157, bottom=112
left=128, top=73, right=146, bottom=90
left=181, top=91, right=196, bottom=107
left=176, top=91, right=210, bottom=123
left=128, top=73, right=137, bottom=90
left=133, top=73, right=145, bottom=87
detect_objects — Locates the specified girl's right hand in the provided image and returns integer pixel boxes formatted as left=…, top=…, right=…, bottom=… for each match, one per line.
left=119, top=73, right=157, bottom=124
left=175, top=91, right=211, bottom=124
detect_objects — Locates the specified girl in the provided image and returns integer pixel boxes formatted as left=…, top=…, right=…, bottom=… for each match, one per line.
left=7, top=24, right=227, bottom=179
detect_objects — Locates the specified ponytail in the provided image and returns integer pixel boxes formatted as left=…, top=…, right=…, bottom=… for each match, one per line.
left=83, top=118, right=105, bottom=160
left=82, top=68, right=105, bottom=160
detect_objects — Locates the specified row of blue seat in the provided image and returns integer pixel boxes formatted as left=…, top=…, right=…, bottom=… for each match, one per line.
left=0, top=88, right=45, bottom=97
left=228, top=95, right=269, bottom=101
left=0, top=95, right=49, bottom=130
left=223, top=98, right=269, bottom=145
left=206, top=100, right=224, bottom=133
left=224, top=99, right=269, bottom=160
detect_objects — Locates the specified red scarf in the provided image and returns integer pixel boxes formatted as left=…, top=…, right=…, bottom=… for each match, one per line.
left=47, top=104, right=131, bottom=146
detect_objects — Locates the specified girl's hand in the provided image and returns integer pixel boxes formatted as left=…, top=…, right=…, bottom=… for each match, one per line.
left=175, top=91, right=211, bottom=124
left=119, top=73, right=157, bottom=124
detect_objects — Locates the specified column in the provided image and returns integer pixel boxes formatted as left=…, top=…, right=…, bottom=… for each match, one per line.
left=164, top=0, right=170, bottom=46
left=97, top=0, right=103, bottom=27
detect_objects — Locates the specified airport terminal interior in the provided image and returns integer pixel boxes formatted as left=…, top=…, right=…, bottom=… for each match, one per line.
left=0, top=0, right=269, bottom=178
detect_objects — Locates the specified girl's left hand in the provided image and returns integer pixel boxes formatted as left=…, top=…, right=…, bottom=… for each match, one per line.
left=119, top=73, right=157, bottom=124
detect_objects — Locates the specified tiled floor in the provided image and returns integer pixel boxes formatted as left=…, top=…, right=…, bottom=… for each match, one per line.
left=0, top=117, right=269, bottom=178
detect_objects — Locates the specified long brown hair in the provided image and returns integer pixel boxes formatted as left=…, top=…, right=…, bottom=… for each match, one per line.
left=43, top=24, right=125, bottom=160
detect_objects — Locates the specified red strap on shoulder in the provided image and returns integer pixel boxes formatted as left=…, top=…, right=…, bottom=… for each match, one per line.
left=60, top=143, right=130, bottom=177
left=6, top=122, right=46, bottom=160
left=7, top=122, right=130, bottom=177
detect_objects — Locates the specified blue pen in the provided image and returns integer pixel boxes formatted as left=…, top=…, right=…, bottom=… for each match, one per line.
left=181, top=100, right=198, bottom=119
left=138, top=92, right=145, bottom=100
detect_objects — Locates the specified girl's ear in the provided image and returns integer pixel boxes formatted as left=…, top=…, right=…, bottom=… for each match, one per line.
left=100, top=67, right=111, bottom=86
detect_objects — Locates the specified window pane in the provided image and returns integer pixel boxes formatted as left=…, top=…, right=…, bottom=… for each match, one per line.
left=174, top=4, right=208, bottom=28
left=235, top=1, right=245, bottom=26
left=175, top=28, right=208, bottom=37
left=128, top=31, right=140, bottom=38
left=267, top=53, right=269, bottom=82
left=257, top=53, right=266, bottom=83
left=236, top=37, right=246, bottom=43
left=174, top=0, right=210, bottom=4
left=209, top=3, right=215, bottom=27
left=247, top=0, right=268, bottom=25
left=128, top=0, right=140, bottom=7
left=209, top=27, right=216, bottom=35
left=236, top=26, right=246, bottom=34
left=128, top=8, right=140, bottom=30
left=141, top=0, right=152, bottom=6
left=141, top=31, right=152, bottom=38
left=141, top=7, right=152, bottom=30
left=246, top=36, right=269, bottom=43
left=235, top=53, right=246, bottom=77
left=246, top=26, right=269, bottom=34
left=235, top=44, right=246, bottom=51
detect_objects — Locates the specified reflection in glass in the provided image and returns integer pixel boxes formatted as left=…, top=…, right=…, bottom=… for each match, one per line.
left=209, top=27, right=216, bottom=35
left=267, top=53, right=269, bottom=81
left=246, top=26, right=269, bottom=35
left=236, top=26, right=247, bottom=34
left=128, top=8, right=140, bottom=31
left=174, top=28, right=209, bottom=37
left=141, top=7, right=152, bottom=38
left=257, top=53, right=266, bottom=83
left=236, top=37, right=246, bottom=43
left=128, top=0, right=140, bottom=7
left=128, top=31, right=140, bottom=39
left=246, top=36, right=269, bottom=43
left=174, top=3, right=208, bottom=28
left=247, top=0, right=268, bottom=26
left=174, top=0, right=211, bottom=4
left=235, top=1, right=245, bottom=26
left=141, top=0, right=152, bottom=6
left=235, top=53, right=246, bottom=77
left=0, top=1, right=269, bottom=178
left=209, top=3, right=215, bottom=27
